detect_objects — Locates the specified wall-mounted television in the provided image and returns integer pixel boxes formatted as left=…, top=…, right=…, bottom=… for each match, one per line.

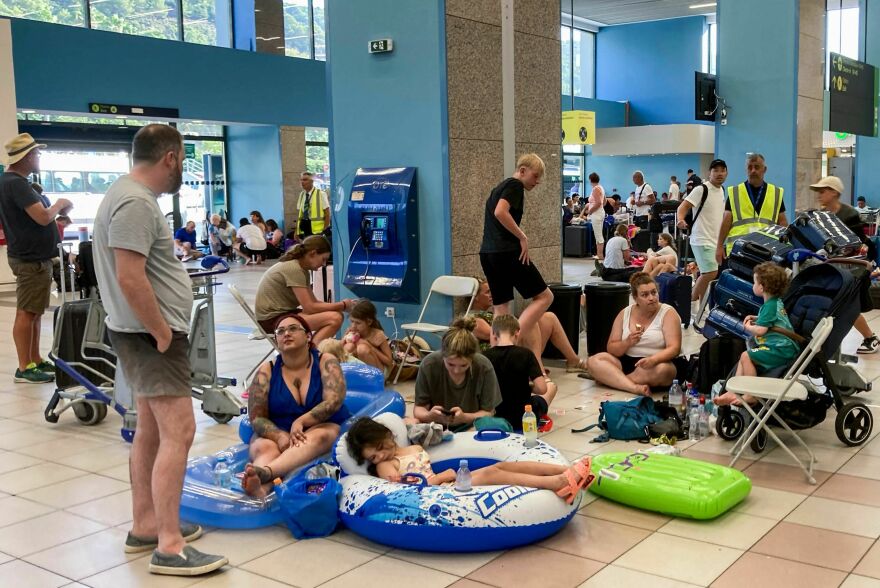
left=695, top=71, right=717, bottom=122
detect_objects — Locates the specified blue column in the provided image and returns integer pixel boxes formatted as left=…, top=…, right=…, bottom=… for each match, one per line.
left=715, top=0, right=799, bottom=213
left=326, top=0, right=451, bottom=328
left=855, top=0, right=880, bottom=203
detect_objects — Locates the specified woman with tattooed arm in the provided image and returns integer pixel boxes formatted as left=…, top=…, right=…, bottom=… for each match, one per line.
left=241, top=314, right=349, bottom=497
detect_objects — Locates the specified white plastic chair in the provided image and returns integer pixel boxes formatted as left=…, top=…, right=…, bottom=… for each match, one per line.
left=228, top=284, right=279, bottom=387
left=392, top=275, right=480, bottom=384
left=725, top=316, right=834, bottom=484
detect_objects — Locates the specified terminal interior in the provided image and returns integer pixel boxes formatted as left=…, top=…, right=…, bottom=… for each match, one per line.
left=1, top=0, right=880, bottom=586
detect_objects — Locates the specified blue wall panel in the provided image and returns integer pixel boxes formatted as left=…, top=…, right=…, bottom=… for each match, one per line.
left=596, top=16, right=705, bottom=126
left=584, top=153, right=707, bottom=200
left=855, top=0, right=880, bottom=204
left=226, top=125, right=283, bottom=227
left=9, top=18, right=327, bottom=127
left=327, top=0, right=450, bottom=333
left=562, top=95, right=627, bottom=128
left=715, top=0, right=798, bottom=213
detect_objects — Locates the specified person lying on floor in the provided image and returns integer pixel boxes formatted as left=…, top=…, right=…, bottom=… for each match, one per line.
left=586, top=272, right=682, bottom=396
left=469, top=277, right=589, bottom=375
left=241, top=314, right=349, bottom=497
left=714, top=262, right=800, bottom=408
left=346, top=417, right=594, bottom=504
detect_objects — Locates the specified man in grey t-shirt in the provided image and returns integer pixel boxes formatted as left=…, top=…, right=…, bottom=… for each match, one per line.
left=92, top=125, right=226, bottom=576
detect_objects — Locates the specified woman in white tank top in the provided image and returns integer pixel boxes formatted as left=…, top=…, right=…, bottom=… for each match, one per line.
left=586, top=273, right=682, bottom=396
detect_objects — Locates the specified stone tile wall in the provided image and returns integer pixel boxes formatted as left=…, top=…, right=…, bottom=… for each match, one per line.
left=795, top=0, right=825, bottom=210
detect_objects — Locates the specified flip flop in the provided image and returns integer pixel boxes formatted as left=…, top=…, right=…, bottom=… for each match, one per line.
left=566, top=359, right=591, bottom=374
left=538, top=416, right=554, bottom=433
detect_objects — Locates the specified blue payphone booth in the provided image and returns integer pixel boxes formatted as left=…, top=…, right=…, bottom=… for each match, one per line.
left=342, top=167, right=420, bottom=303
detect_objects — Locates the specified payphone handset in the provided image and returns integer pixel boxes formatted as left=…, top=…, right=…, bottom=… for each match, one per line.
left=359, top=213, right=391, bottom=250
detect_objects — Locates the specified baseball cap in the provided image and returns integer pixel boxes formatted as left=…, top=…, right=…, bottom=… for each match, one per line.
left=708, top=158, right=727, bottom=170
left=809, top=176, right=845, bottom=194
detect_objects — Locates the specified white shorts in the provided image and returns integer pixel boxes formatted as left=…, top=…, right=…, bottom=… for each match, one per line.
left=590, top=214, right=606, bottom=244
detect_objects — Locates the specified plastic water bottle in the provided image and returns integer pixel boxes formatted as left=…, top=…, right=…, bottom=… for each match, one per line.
left=213, top=455, right=232, bottom=489
left=688, top=393, right=700, bottom=441
left=709, top=381, right=724, bottom=417
left=522, top=404, right=538, bottom=448
left=699, top=395, right=710, bottom=439
left=669, top=380, right=683, bottom=417
left=455, top=459, right=472, bottom=492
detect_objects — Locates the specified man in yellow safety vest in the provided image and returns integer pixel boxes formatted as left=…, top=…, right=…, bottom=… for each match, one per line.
left=715, top=153, right=788, bottom=264
left=296, top=171, right=330, bottom=238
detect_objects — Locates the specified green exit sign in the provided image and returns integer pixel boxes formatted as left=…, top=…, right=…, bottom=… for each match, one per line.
left=368, top=39, right=393, bottom=54
left=184, top=143, right=196, bottom=160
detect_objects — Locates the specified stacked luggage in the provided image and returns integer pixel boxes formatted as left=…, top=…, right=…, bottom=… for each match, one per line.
left=787, top=210, right=863, bottom=257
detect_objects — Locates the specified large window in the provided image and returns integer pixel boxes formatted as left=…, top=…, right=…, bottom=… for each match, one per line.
left=305, top=127, right=329, bottom=187
left=701, top=22, right=717, bottom=75
left=561, top=25, right=595, bottom=98
left=826, top=4, right=859, bottom=88
left=283, top=0, right=324, bottom=60
left=0, top=0, right=85, bottom=26
left=2, top=0, right=231, bottom=47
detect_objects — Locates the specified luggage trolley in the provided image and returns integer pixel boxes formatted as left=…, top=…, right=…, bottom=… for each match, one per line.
left=45, top=256, right=246, bottom=440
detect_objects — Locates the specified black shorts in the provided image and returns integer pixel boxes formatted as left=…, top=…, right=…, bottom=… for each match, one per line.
left=240, top=245, right=266, bottom=258
left=479, top=251, right=547, bottom=305
left=618, top=354, right=644, bottom=375
left=530, top=394, right=549, bottom=422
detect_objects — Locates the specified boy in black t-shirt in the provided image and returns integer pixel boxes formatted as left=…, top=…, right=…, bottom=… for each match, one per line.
left=483, top=315, right=557, bottom=431
left=479, top=154, right=554, bottom=339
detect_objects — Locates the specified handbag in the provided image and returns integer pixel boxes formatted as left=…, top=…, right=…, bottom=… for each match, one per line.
left=571, top=396, right=663, bottom=442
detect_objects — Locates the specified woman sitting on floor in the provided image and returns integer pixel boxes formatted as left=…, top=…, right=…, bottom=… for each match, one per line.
left=242, top=314, right=349, bottom=497
left=586, top=272, right=682, bottom=396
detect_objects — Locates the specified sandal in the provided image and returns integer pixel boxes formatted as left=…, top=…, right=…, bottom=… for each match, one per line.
left=555, top=458, right=594, bottom=504
left=565, top=359, right=590, bottom=374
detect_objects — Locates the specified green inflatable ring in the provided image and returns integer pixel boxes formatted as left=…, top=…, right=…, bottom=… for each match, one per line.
left=589, top=452, right=751, bottom=520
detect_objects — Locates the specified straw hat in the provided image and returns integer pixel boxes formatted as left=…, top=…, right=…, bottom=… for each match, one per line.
left=3, top=133, right=46, bottom=165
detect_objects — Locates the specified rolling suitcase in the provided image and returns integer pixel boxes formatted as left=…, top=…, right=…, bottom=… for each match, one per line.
left=53, top=300, right=115, bottom=389
left=655, top=272, right=692, bottom=327
left=712, top=270, right=763, bottom=316
left=727, top=226, right=793, bottom=279
left=787, top=210, right=863, bottom=257
left=564, top=225, right=594, bottom=257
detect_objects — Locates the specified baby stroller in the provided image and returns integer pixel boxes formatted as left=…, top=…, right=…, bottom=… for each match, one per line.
left=715, top=261, right=874, bottom=450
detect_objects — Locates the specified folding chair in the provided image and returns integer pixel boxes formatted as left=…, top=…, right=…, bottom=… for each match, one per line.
left=392, top=275, right=479, bottom=384
left=228, top=284, right=280, bottom=387
left=725, top=316, right=834, bottom=484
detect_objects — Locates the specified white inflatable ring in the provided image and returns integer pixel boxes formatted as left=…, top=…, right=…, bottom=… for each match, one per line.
left=333, top=414, right=580, bottom=552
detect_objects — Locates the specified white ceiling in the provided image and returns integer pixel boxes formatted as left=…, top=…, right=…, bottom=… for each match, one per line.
left=567, top=0, right=715, bottom=27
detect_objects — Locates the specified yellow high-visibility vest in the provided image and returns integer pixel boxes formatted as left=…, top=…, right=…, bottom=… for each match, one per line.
left=296, top=187, right=326, bottom=234
left=724, top=182, right=783, bottom=253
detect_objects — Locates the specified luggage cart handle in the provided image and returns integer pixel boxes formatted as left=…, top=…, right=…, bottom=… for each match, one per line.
left=187, top=256, right=230, bottom=279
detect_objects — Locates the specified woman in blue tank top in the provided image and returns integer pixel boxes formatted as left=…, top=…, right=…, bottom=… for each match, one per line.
left=241, top=314, right=350, bottom=497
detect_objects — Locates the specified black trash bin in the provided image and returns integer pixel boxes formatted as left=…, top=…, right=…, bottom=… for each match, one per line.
left=584, top=282, right=631, bottom=356
left=542, top=283, right=583, bottom=360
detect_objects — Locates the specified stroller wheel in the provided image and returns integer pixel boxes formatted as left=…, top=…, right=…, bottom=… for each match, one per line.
left=835, top=401, right=874, bottom=447
left=716, top=407, right=745, bottom=440
left=749, top=428, right=768, bottom=453
left=72, top=401, right=107, bottom=426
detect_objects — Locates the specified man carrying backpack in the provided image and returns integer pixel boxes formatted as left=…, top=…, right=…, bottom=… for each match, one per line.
left=677, top=159, right=728, bottom=306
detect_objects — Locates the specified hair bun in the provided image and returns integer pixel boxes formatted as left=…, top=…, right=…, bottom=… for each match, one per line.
left=451, top=316, right=476, bottom=332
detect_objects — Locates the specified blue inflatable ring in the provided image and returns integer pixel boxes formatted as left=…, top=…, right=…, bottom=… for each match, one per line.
left=179, top=363, right=404, bottom=529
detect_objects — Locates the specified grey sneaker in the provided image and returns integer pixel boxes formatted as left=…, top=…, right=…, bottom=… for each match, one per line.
left=125, top=523, right=203, bottom=553
left=149, top=545, right=228, bottom=576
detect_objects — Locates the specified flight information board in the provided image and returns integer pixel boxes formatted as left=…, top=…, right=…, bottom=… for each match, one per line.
left=829, top=52, right=879, bottom=137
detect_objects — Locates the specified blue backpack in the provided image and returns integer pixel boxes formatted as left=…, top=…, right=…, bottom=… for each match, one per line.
left=572, top=396, right=663, bottom=442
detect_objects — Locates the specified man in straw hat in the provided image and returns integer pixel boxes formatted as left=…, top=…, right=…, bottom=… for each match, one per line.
left=0, top=133, right=72, bottom=384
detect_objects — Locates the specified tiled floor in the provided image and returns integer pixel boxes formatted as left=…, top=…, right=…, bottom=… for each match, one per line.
left=0, top=257, right=877, bottom=587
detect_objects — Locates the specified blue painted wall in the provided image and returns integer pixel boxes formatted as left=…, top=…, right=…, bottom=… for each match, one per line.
left=715, top=0, right=798, bottom=213
left=855, top=0, right=880, bottom=204
left=596, top=16, right=705, bottom=126
left=584, top=153, right=708, bottom=199
left=562, top=95, right=627, bottom=128
left=326, top=0, right=450, bottom=334
left=8, top=17, right=327, bottom=127
left=226, top=125, right=283, bottom=226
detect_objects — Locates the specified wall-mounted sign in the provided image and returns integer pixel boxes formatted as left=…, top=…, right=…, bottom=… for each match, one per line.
left=828, top=52, right=878, bottom=137
left=368, top=39, right=393, bottom=54
left=562, top=110, right=596, bottom=145
left=184, top=143, right=196, bottom=160
left=88, top=103, right=180, bottom=119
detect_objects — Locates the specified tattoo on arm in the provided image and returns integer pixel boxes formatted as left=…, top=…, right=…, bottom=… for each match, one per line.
left=310, top=356, right=346, bottom=422
left=248, top=367, right=281, bottom=438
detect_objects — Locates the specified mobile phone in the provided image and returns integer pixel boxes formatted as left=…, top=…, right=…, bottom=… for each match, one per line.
left=441, top=409, right=454, bottom=416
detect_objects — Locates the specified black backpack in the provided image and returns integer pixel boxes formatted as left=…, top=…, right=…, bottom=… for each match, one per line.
left=688, top=335, right=747, bottom=395
left=684, top=183, right=709, bottom=229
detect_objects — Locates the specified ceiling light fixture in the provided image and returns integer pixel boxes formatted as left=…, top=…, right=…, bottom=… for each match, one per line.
left=689, top=2, right=717, bottom=8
